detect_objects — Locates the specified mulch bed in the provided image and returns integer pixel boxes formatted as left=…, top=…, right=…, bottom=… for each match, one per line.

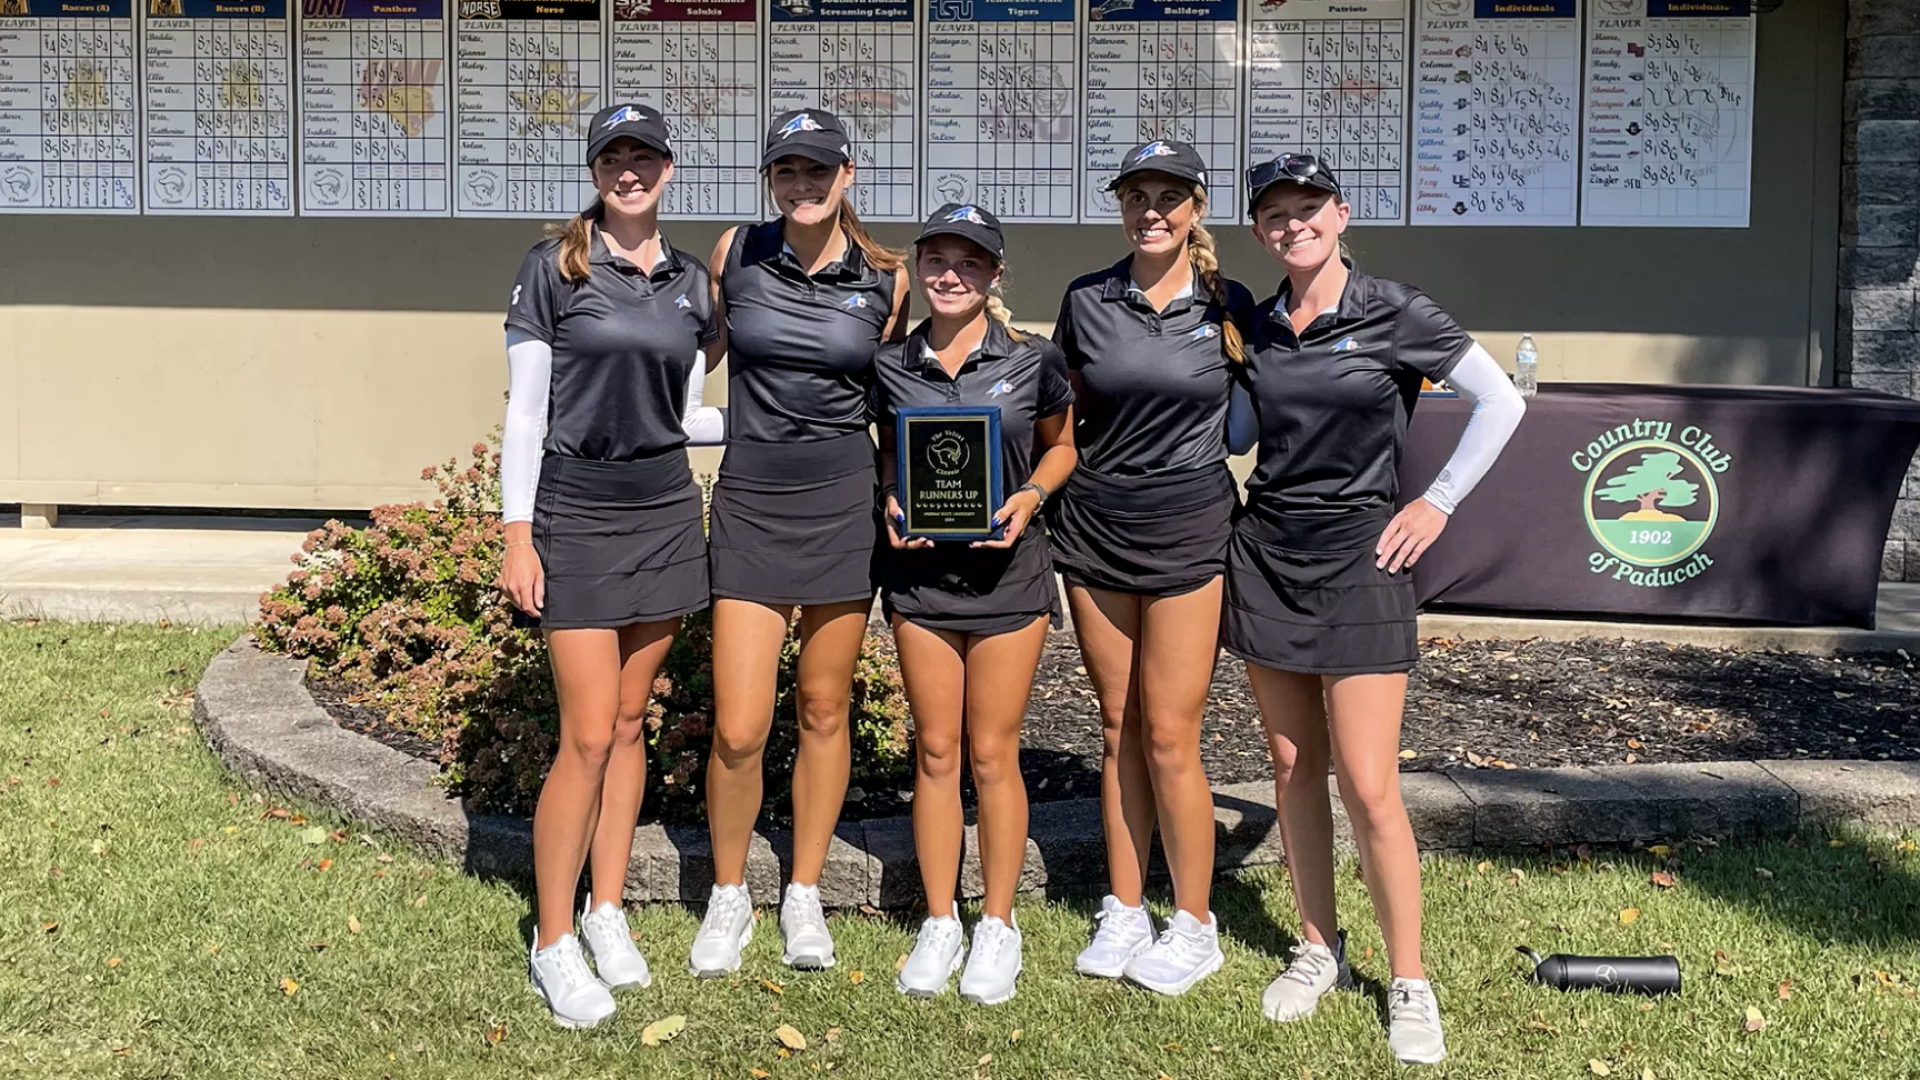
left=312, top=633, right=1920, bottom=822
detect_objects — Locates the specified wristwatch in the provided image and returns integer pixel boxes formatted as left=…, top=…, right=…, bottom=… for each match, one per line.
left=1015, top=481, right=1050, bottom=510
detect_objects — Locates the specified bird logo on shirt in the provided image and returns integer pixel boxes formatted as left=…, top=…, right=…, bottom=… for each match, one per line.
left=777, top=112, right=824, bottom=139
left=1332, top=336, right=1360, bottom=352
left=674, top=294, right=692, bottom=309
left=1132, top=141, right=1176, bottom=164
left=946, top=205, right=987, bottom=226
left=987, top=378, right=1015, bottom=397
left=843, top=294, right=870, bottom=309
left=1191, top=325, right=1218, bottom=340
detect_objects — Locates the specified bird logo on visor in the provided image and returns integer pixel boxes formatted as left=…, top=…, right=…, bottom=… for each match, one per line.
left=602, top=105, right=644, bottom=130
left=777, top=112, right=824, bottom=138
left=1133, top=141, right=1176, bottom=163
left=947, top=205, right=987, bottom=225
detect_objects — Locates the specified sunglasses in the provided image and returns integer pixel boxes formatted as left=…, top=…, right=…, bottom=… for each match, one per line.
left=1246, top=154, right=1342, bottom=198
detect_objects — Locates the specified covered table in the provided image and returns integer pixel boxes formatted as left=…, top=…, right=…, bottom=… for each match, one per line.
left=1398, top=384, right=1920, bottom=628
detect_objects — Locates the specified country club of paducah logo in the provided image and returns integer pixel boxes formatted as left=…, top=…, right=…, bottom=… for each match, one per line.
left=1572, top=420, right=1731, bottom=588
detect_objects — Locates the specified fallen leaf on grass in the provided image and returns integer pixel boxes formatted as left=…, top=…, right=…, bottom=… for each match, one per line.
left=1589, top=1060, right=1612, bottom=1076
left=1829, top=839, right=1848, bottom=849
left=41, top=922, right=58, bottom=934
left=761, top=977, right=785, bottom=995
left=223, top=826, right=238, bottom=835
left=348, top=915, right=362, bottom=934
left=750, top=1071, right=771, bottom=1078
left=1713, top=951, right=1741, bottom=977
left=376, top=853, right=394, bottom=864
left=1650, top=872, right=1676, bottom=890
left=413, top=894, right=427, bottom=908
left=306, top=942, right=327, bottom=952
left=826, top=1028, right=843, bottom=1042
left=774, top=1024, right=806, bottom=1051
left=317, top=859, right=334, bottom=872
left=112, top=1047, right=131, bottom=1057
left=1642, top=1069, right=1656, bottom=1080
left=895, top=954, right=908, bottom=972
left=107, top=957, right=122, bottom=968
left=299, top=827, right=327, bottom=846
left=1645, top=844, right=1672, bottom=860
left=1754, top=867, right=1774, bottom=880
left=1398, top=749, right=1417, bottom=760
left=1507, top=868, right=1526, bottom=884
left=640, top=1015, right=686, bottom=1047
left=188, top=838, right=205, bottom=854
left=484, top=1022, right=507, bottom=1047
left=848, top=970, right=864, bottom=985
left=205, top=943, right=220, bottom=954
left=1163, top=1041, right=1182, bottom=1052
left=977, top=1054, right=992, bottom=1066
left=1777, top=980, right=1793, bottom=1000
left=279, top=977, right=299, bottom=996
left=1008, top=1029, right=1021, bottom=1044
left=1743, top=1006, right=1765, bottom=1033
left=1618, top=908, right=1641, bottom=926
left=1475, top=861, right=1492, bottom=874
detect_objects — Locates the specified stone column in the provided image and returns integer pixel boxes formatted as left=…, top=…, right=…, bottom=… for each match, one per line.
left=1841, top=1, right=1920, bottom=583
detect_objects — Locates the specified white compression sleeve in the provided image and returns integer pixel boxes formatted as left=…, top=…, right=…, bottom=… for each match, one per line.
left=681, top=348, right=727, bottom=446
left=1226, top=380, right=1258, bottom=456
left=502, top=330, right=552, bottom=524
left=1419, top=342, right=1526, bottom=515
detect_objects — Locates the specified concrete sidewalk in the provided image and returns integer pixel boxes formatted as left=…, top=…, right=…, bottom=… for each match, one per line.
left=3, top=512, right=1919, bottom=651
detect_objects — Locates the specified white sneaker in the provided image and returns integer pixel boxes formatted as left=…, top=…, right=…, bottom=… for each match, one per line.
left=578, top=895, right=652, bottom=989
left=1074, top=895, right=1154, bottom=978
left=1387, top=977, right=1447, bottom=1065
left=958, top=914, right=1023, bottom=1006
left=688, top=884, right=754, bottom=978
left=529, top=931, right=616, bottom=1029
left=896, top=914, right=966, bottom=998
left=1262, top=931, right=1352, bottom=1022
left=779, top=882, right=835, bottom=970
left=1123, top=909, right=1224, bottom=996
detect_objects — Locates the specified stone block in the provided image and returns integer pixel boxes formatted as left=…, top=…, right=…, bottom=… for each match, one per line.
left=1845, top=78, right=1920, bottom=122
left=861, top=816, right=922, bottom=909
left=1849, top=371, right=1917, bottom=398
left=957, top=819, right=1048, bottom=900
left=1601, top=762, right=1799, bottom=841
left=1908, top=541, right=1920, bottom=583
left=1843, top=163, right=1920, bottom=208
left=1453, top=766, right=1659, bottom=850
left=1845, top=202, right=1920, bottom=249
left=1848, top=288, right=1917, bottom=332
left=749, top=825, right=872, bottom=909
left=1848, top=36, right=1920, bottom=81
left=1885, top=539, right=1907, bottom=583
left=1846, top=330, right=1918, bottom=373
left=1023, top=797, right=1108, bottom=890
left=645, top=824, right=784, bottom=902
left=1839, top=246, right=1920, bottom=289
left=1757, top=760, right=1920, bottom=832
left=1213, top=781, right=1289, bottom=867
left=1850, top=2, right=1920, bottom=38
left=1856, top=120, right=1920, bottom=164
left=1893, top=497, right=1920, bottom=541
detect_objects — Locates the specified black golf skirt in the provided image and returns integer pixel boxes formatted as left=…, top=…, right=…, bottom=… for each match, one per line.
left=881, top=528, right=1061, bottom=638
left=530, top=450, right=710, bottom=630
left=1223, top=506, right=1416, bottom=675
left=1049, top=464, right=1236, bottom=597
left=709, top=432, right=880, bottom=607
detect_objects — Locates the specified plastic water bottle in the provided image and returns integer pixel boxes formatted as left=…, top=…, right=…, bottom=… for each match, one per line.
left=1514, top=333, right=1538, bottom=398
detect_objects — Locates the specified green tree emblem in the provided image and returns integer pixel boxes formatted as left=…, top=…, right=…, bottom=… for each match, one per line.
left=1596, top=451, right=1699, bottom=519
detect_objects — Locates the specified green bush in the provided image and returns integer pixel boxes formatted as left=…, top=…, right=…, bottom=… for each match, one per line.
left=255, top=438, right=912, bottom=819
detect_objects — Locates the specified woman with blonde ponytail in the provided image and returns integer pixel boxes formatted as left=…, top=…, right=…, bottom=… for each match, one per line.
left=872, top=203, right=1076, bottom=1005
left=690, top=108, right=912, bottom=979
left=1049, top=140, right=1255, bottom=997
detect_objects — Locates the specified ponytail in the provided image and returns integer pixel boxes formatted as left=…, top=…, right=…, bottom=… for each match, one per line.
left=985, top=290, right=1025, bottom=340
left=1188, top=188, right=1246, bottom=363
left=838, top=200, right=905, bottom=272
left=546, top=198, right=605, bottom=283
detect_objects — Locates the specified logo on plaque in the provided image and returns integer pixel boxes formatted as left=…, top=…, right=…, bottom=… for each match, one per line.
left=1572, top=420, right=1732, bottom=588
left=927, top=430, right=970, bottom=476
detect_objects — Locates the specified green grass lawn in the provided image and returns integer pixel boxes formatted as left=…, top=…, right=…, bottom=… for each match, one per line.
left=3, top=622, right=1919, bottom=1080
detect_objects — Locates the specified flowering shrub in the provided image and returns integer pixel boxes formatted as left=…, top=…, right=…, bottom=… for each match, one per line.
left=256, top=438, right=912, bottom=819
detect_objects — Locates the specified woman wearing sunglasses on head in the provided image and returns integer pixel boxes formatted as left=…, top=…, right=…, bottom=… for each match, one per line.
left=497, top=104, right=725, bottom=1028
left=1049, top=140, right=1253, bottom=996
left=1228, top=154, right=1524, bottom=1064
left=873, top=204, right=1076, bottom=1006
left=690, top=108, right=912, bottom=979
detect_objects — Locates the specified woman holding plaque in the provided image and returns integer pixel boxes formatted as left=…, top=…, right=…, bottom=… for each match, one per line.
left=1049, top=140, right=1254, bottom=997
left=689, top=108, right=913, bottom=979
left=1230, top=154, right=1525, bottom=1065
left=872, top=204, right=1076, bottom=1005
left=497, top=104, right=724, bottom=1029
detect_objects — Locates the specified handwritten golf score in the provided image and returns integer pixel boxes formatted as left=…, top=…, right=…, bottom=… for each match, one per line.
left=0, top=0, right=138, bottom=213
left=767, top=0, right=919, bottom=221
left=1410, top=0, right=1581, bottom=226
left=297, top=0, right=450, bottom=216
left=611, top=0, right=761, bottom=220
left=1580, top=0, right=1751, bottom=227
left=453, top=0, right=601, bottom=218
left=1248, top=0, right=1408, bottom=225
left=1082, top=0, right=1242, bottom=222
left=923, top=0, right=1079, bottom=221
left=142, top=0, right=295, bottom=215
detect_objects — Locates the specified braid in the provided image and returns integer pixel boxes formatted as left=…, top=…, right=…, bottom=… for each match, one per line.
left=547, top=198, right=604, bottom=283
left=1187, top=189, right=1245, bottom=363
left=985, top=291, right=1026, bottom=340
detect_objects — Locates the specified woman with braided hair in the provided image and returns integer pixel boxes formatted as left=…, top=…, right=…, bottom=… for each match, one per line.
left=1049, top=140, right=1254, bottom=996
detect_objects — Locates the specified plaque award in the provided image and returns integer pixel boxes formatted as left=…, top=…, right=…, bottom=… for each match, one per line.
left=895, top=406, right=1004, bottom=541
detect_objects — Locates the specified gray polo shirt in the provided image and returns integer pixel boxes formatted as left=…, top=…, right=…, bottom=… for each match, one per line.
left=1053, top=257, right=1256, bottom=478
left=505, top=232, right=719, bottom=461
left=720, top=220, right=900, bottom=443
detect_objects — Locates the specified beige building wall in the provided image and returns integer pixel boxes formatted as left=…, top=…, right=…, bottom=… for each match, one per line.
left=0, top=1, right=1842, bottom=514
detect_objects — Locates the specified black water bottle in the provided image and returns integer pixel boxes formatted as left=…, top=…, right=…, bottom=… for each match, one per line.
left=1518, top=947, right=1682, bottom=996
